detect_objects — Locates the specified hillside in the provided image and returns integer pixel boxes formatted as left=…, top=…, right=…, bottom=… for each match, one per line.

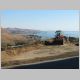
left=6, top=28, right=40, bottom=35
left=1, top=28, right=41, bottom=50
left=1, top=28, right=14, bottom=45
left=1, top=28, right=25, bottom=46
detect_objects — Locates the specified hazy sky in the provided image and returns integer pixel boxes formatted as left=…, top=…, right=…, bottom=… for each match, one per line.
left=0, top=10, right=79, bottom=31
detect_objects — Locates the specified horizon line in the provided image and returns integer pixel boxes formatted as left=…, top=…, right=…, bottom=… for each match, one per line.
left=1, top=26, right=79, bottom=32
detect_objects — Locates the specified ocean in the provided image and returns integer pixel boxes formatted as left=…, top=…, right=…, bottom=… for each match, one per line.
left=36, top=31, right=79, bottom=40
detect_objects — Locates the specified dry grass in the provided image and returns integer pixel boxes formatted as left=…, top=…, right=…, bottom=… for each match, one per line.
left=2, top=51, right=79, bottom=68
left=1, top=43, right=79, bottom=68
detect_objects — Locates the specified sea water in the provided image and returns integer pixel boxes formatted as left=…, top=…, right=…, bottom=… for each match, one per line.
left=37, top=31, right=79, bottom=40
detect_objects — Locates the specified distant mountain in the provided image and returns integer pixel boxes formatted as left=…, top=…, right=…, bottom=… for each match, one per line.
left=6, top=28, right=40, bottom=35
left=1, top=28, right=14, bottom=44
left=1, top=28, right=41, bottom=49
left=1, top=28, right=29, bottom=46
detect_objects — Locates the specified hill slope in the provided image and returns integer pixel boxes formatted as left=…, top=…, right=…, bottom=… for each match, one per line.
left=6, top=28, right=40, bottom=35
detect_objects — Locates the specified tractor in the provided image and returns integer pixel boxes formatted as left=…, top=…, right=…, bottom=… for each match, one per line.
left=54, top=30, right=64, bottom=45
left=44, top=30, right=64, bottom=45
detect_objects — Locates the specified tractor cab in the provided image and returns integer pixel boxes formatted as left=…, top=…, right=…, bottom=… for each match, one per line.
left=55, top=30, right=64, bottom=39
left=54, top=30, right=64, bottom=45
